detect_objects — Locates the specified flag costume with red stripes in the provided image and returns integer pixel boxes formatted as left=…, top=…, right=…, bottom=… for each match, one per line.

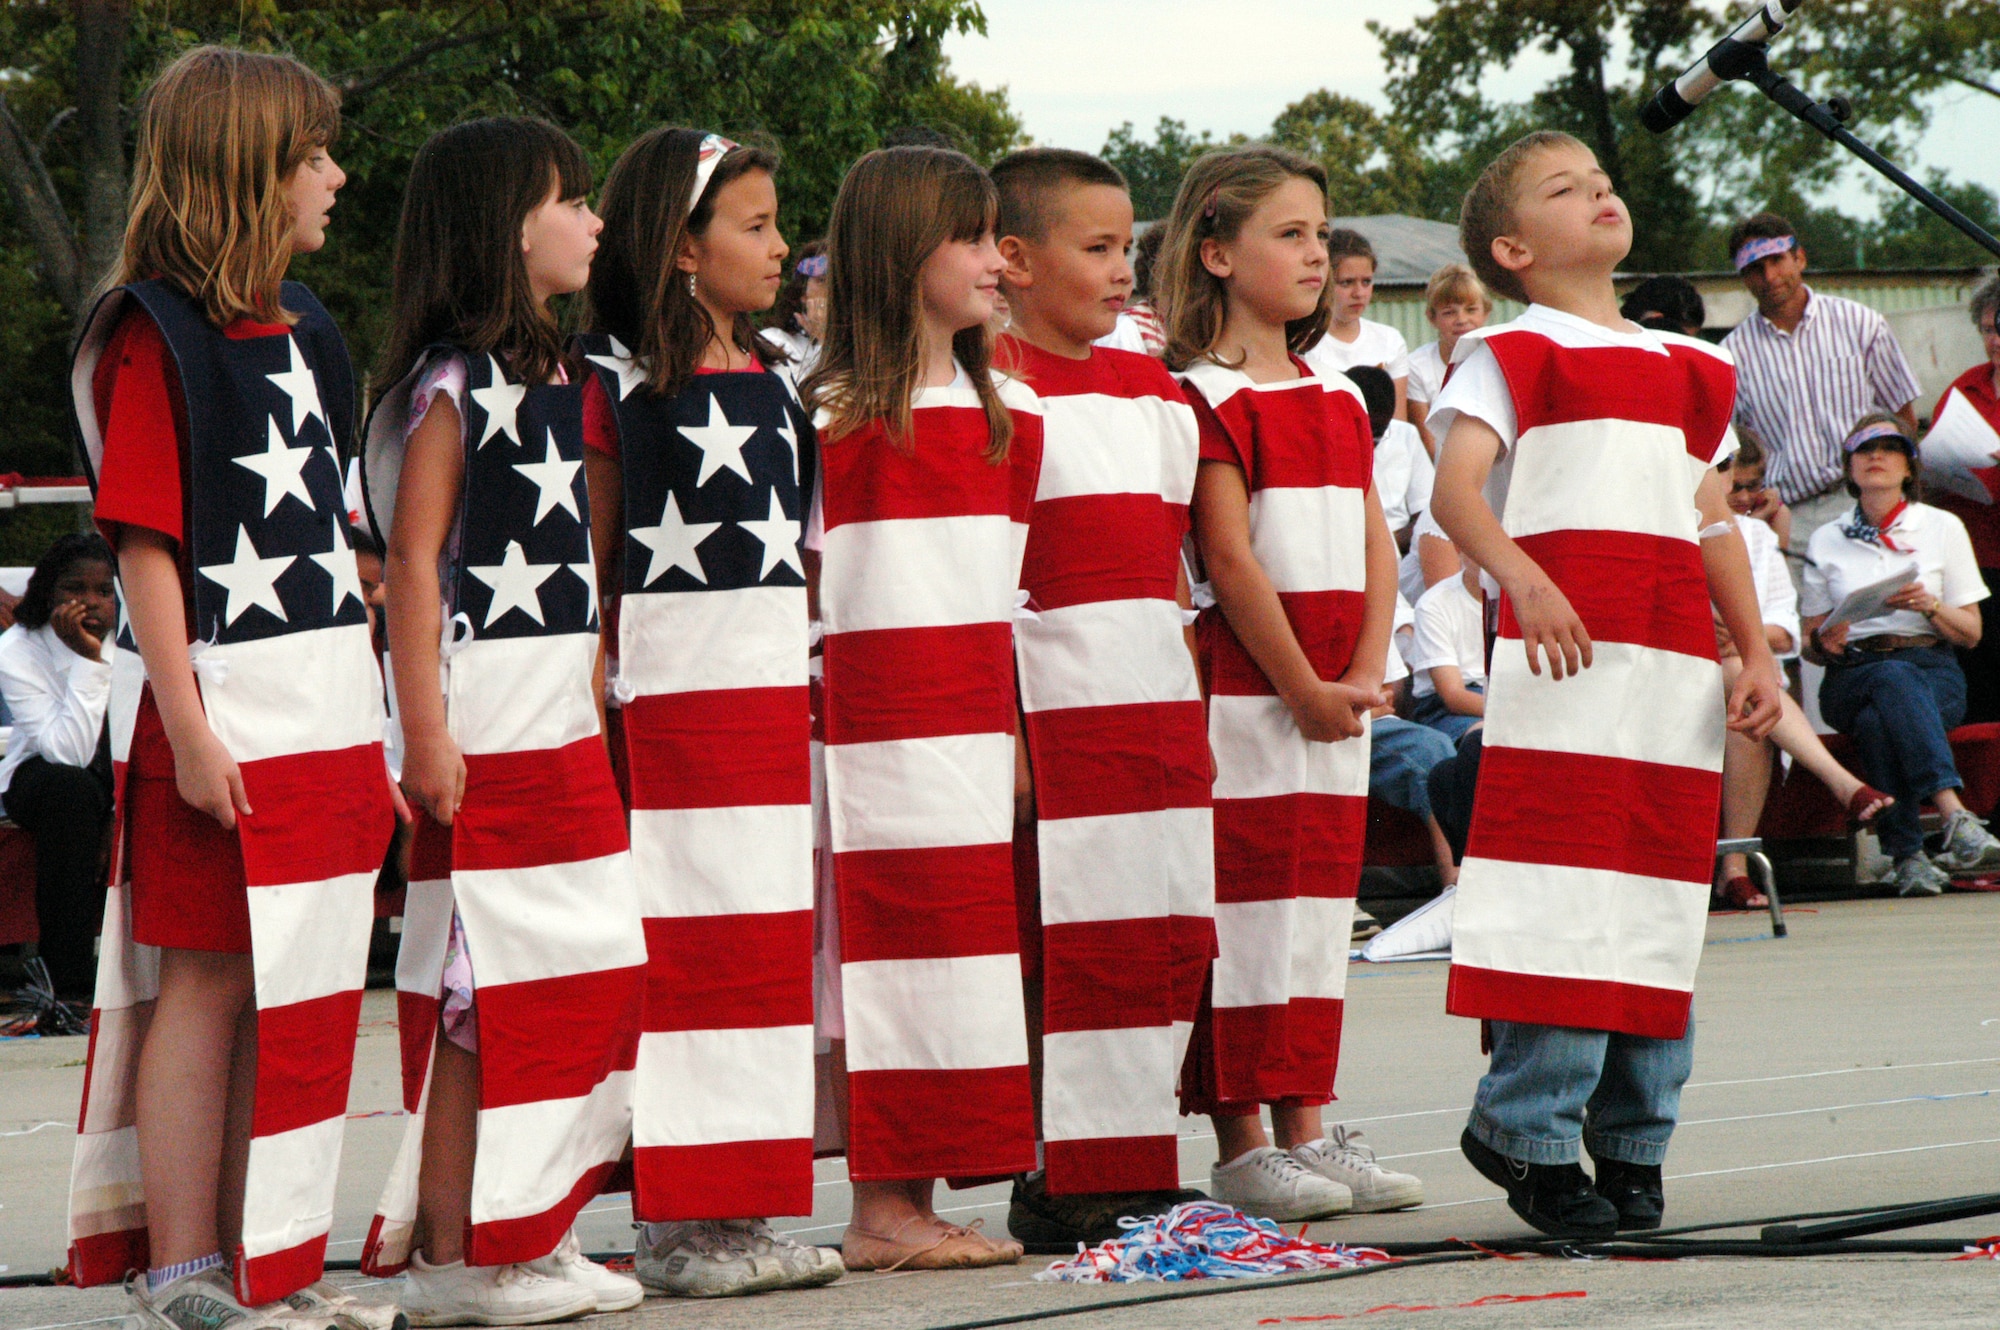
left=67, top=280, right=395, bottom=1304
left=360, top=349, right=645, bottom=1271
left=1001, top=338, right=1213, bottom=1195
left=577, top=334, right=817, bottom=1220
left=817, top=371, right=1043, bottom=1181
left=1434, top=306, right=1735, bottom=1039
left=1176, top=359, right=1374, bottom=1113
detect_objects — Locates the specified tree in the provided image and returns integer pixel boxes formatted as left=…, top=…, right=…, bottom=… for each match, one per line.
left=1267, top=90, right=1430, bottom=217
left=1101, top=117, right=1221, bottom=221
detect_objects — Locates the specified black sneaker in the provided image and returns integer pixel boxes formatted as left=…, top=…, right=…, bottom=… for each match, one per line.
left=1459, top=1129, right=1618, bottom=1239
left=1007, top=1173, right=1198, bottom=1253
left=1590, top=1156, right=1664, bottom=1231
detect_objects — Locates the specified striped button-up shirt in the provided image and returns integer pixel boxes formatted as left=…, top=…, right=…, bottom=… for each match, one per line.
left=1722, top=287, right=1921, bottom=503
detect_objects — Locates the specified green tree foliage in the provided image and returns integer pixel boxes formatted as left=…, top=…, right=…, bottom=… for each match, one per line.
left=0, top=0, right=1020, bottom=483
left=1266, top=90, right=1429, bottom=218
left=1101, top=117, right=1220, bottom=221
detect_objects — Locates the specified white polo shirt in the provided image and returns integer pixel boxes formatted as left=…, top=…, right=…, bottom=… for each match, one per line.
left=1408, top=576, right=1485, bottom=699
left=1800, top=501, right=1987, bottom=640
left=1374, top=418, right=1433, bottom=532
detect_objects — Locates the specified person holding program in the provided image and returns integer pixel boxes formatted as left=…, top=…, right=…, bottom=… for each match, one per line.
left=1801, top=414, right=2000, bottom=897
left=1163, top=145, right=1422, bottom=1222
left=1301, top=229, right=1410, bottom=425
left=1407, top=264, right=1491, bottom=458
left=989, top=145, right=1214, bottom=1249
left=1929, top=273, right=2000, bottom=723
left=1429, top=129, right=1785, bottom=1240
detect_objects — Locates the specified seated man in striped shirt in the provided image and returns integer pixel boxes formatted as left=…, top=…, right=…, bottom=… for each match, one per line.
left=1721, top=212, right=1922, bottom=589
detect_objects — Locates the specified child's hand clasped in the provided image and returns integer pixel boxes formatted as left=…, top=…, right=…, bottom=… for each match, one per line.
left=1508, top=570, right=1592, bottom=680
left=1726, top=654, right=1785, bottom=741
left=1288, top=679, right=1383, bottom=743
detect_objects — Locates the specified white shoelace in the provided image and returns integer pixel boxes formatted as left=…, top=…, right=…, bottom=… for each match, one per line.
left=1324, top=1125, right=1380, bottom=1171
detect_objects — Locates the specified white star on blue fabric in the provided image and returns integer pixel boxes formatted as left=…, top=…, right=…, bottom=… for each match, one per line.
left=467, top=540, right=560, bottom=628
left=773, top=416, right=797, bottom=462
left=266, top=337, right=327, bottom=437
left=629, top=493, right=721, bottom=586
left=739, top=489, right=804, bottom=581
left=309, top=523, right=365, bottom=616
left=585, top=336, right=649, bottom=401
left=470, top=355, right=527, bottom=449
left=679, top=396, right=758, bottom=486
left=234, top=416, right=318, bottom=517
left=568, top=550, right=600, bottom=627
left=200, top=525, right=295, bottom=626
left=513, top=429, right=583, bottom=525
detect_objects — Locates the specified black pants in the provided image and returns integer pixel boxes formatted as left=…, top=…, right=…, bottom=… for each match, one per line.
left=3, top=749, right=112, bottom=1000
left=1956, top=567, right=2000, bottom=726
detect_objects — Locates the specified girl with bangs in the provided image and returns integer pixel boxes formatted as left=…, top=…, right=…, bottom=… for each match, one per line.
left=576, top=127, right=837, bottom=1298
left=1159, top=147, right=1418, bottom=1222
left=359, top=117, right=645, bottom=1326
left=803, top=146, right=1042, bottom=1272
left=65, top=45, right=401, bottom=1330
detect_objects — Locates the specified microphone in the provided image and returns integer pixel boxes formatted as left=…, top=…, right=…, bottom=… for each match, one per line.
left=1640, top=0, right=1807, bottom=133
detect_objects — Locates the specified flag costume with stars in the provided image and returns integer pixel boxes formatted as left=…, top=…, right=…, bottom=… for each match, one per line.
left=65, top=280, right=394, bottom=1304
left=359, top=348, right=645, bottom=1272
left=577, top=334, right=818, bottom=1220
left=1176, top=359, right=1374, bottom=1115
left=1432, top=308, right=1735, bottom=1039
left=817, top=372, right=1043, bottom=1180
left=1000, top=338, right=1214, bottom=1195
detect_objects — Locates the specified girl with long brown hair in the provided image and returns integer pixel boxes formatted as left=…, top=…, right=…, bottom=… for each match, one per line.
left=577, top=126, right=838, bottom=1298
left=359, top=117, right=645, bottom=1326
left=806, top=145, right=1042, bottom=1272
left=65, top=44, right=403, bottom=1330
left=1162, top=146, right=1420, bottom=1220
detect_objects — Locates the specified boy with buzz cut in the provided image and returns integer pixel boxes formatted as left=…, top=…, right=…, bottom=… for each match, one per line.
left=989, top=146, right=1215, bottom=1248
left=1428, top=130, right=1785, bottom=1239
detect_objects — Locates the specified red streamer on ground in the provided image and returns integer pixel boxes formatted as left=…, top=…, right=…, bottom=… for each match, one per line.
left=1259, top=1290, right=1587, bottom=1323
left=1953, top=1237, right=2000, bottom=1260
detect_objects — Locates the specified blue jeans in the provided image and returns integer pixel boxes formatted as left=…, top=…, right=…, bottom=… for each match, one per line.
left=1369, top=716, right=1455, bottom=820
left=1819, top=645, right=1967, bottom=861
left=1411, top=683, right=1482, bottom=743
left=1467, top=1013, right=1696, bottom=1166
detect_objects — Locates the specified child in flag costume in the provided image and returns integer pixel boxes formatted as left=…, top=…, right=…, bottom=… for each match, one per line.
left=1159, top=146, right=1421, bottom=1222
left=579, top=126, right=839, bottom=1297
left=65, top=48, right=401, bottom=1330
left=1429, top=131, right=1783, bottom=1239
left=986, top=148, right=1213, bottom=1249
left=360, top=118, right=646, bottom=1325
left=67, top=49, right=402, bottom=1328
left=804, top=146, right=1043, bottom=1272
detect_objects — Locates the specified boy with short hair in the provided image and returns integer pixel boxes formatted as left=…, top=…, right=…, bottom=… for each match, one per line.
left=1428, top=130, right=1784, bottom=1238
left=989, top=146, right=1214, bottom=1247
left=1408, top=551, right=1487, bottom=743
left=1409, top=264, right=1492, bottom=457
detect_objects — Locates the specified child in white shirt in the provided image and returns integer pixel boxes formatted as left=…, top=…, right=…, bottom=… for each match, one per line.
left=1302, top=229, right=1409, bottom=421
left=1407, top=264, right=1492, bottom=458
left=1408, top=550, right=1486, bottom=741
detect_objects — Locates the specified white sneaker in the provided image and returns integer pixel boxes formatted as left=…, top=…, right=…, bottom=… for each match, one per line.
left=128, top=1267, right=297, bottom=1330
left=523, top=1229, right=643, bottom=1311
left=634, top=1220, right=787, bottom=1298
left=1209, top=1145, right=1352, bottom=1221
left=1292, top=1127, right=1425, bottom=1212
left=1937, top=809, right=2000, bottom=873
left=734, top=1219, right=845, bottom=1289
left=274, top=1280, right=407, bottom=1330
left=399, top=1255, right=595, bottom=1327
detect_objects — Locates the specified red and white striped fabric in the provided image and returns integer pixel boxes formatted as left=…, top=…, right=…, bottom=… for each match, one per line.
left=1003, top=339, right=1212, bottom=1194
left=818, top=371, right=1043, bottom=1180
left=1178, top=359, right=1374, bottom=1112
left=1437, top=309, right=1735, bottom=1039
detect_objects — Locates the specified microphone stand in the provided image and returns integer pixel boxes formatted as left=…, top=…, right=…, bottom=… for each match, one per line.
left=1721, top=45, right=2000, bottom=260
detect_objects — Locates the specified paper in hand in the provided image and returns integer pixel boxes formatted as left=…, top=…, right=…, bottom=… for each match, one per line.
left=1823, top=560, right=1921, bottom=630
left=1920, top=389, right=2000, bottom=506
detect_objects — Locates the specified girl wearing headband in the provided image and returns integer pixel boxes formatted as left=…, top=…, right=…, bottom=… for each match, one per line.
left=578, top=128, right=837, bottom=1297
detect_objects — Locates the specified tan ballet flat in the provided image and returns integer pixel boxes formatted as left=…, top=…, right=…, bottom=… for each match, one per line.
left=841, top=1216, right=1023, bottom=1271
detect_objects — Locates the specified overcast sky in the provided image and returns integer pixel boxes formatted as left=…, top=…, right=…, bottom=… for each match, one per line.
left=942, top=1, right=2000, bottom=221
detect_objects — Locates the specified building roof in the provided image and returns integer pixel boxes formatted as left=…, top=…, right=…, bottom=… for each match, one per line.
left=1331, top=214, right=1466, bottom=285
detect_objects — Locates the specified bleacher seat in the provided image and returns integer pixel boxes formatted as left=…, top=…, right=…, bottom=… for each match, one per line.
left=1757, top=721, right=2000, bottom=841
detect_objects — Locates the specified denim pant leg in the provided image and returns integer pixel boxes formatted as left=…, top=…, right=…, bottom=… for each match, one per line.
left=1822, top=651, right=1968, bottom=860
left=1467, top=1021, right=1609, bottom=1164
left=1367, top=717, right=1456, bottom=820
left=1582, top=1010, right=1697, bottom=1166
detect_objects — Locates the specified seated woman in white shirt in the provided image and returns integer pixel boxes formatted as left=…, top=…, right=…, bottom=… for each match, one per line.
left=1714, top=448, right=1889, bottom=911
left=0, top=534, right=117, bottom=1000
left=1408, top=549, right=1485, bottom=743
left=1801, top=415, right=2000, bottom=897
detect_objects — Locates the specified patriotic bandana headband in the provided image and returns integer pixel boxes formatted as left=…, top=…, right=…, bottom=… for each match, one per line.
left=689, top=132, right=739, bottom=216
left=796, top=255, right=828, bottom=278
left=1733, top=234, right=1797, bottom=271
left=1843, top=420, right=1915, bottom=454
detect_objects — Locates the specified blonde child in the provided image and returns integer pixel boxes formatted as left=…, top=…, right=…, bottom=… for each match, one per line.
left=361, top=117, right=645, bottom=1325
left=1161, top=146, right=1421, bottom=1220
left=579, top=126, right=838, bottom=1297
left=65, top=46, right=400, bottom=1330
left=803, top=146, right=1043, bottom=1271
left=1408, top=264, right=1492, bottom=457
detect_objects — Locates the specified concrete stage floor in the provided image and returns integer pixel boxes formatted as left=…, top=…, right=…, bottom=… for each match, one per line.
left=3, top=893, right=1997, bottom=1329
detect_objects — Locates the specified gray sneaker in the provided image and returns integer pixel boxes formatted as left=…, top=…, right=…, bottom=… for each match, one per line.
left=1935, top=810, right=2000, bottom=874
left=275, top=1280, right=407, bottom=1330
left=634, top=1220, right=787, bottom=1298
left=734, top=1220, right=844, bottom=1289
left=1893, top=853, right=1949, bottom=897
left=129, top=1268, right=303, bottom=1330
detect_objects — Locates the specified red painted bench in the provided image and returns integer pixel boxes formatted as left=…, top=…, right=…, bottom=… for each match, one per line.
left=1757, top=721, right=2000, bottom=841
left=0, top=823, right=37, bottom=946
